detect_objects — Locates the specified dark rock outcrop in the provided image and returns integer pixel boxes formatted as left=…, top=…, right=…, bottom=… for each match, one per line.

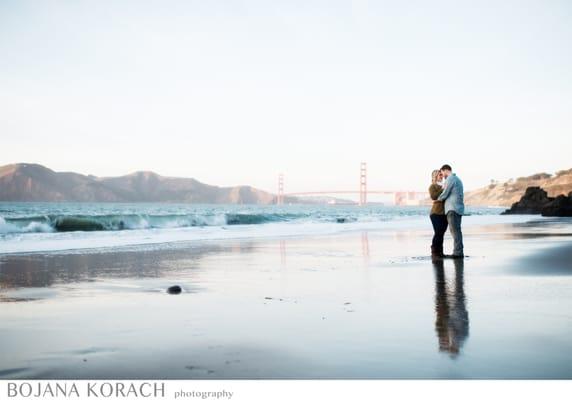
left=502, top=187, right=552, bottom=214
left=502, top=187, right=572, bottom=217
left=541, top=193, right=572, bottom=217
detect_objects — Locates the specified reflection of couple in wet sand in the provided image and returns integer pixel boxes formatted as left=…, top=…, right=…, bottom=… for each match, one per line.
left=428, top=164, right=465, bottom=258
left=429, top=165, right=469, bottom=355
left=433, top=257, right=469, bottom=356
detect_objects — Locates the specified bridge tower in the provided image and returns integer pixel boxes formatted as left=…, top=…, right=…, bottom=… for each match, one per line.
left=359, top=162, right=367, bottom=206
left=277, top=173, right=284, bottom=205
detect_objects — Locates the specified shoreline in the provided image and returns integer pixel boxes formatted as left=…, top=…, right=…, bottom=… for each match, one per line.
left=0, top=213, right=556, bottom=256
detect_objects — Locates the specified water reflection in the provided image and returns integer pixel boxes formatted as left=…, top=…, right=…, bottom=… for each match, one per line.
left=361, top=232, right=370, bottom=263
left=0, top=243, right=254, bottom=290
left=433, top=258, right=469, bottom=357
left=279, top=240, right=286, bottom=267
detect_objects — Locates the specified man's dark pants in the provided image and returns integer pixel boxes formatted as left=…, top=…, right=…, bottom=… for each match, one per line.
left=430, top=214, right=448, bottom=255
left=446, top=211, right=464, bottom=256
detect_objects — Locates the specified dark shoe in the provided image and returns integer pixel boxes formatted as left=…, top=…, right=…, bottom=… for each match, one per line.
left=450, top=254, right=464, bottom=259
left=431, top=246, right=443, bottom=257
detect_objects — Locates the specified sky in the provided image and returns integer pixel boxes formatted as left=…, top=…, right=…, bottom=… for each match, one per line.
left=1, top=0, right=571, bottom=196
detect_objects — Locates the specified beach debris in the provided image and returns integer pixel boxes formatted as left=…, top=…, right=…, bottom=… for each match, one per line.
left=343, top=301, right=355, bottom=312
left=167, top=285, right=182, bottom=294
left=186, top=365, right=215, bottom=375
left=264, top=296, right=284, bottom=301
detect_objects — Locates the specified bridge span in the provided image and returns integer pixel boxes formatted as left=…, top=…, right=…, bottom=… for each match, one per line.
left=276, top=163, right=428, bottom=206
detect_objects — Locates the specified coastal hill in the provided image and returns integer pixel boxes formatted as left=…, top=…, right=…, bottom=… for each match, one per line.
left=465, top=168, right=572, bottom=207
left=0, top=163, right=279, bottom=204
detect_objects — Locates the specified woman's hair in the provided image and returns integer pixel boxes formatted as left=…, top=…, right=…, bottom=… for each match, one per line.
left=431, top=170, right=440, bottom=184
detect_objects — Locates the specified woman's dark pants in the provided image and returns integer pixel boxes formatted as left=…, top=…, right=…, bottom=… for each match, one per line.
left=430, top=214, right=448, bottom=255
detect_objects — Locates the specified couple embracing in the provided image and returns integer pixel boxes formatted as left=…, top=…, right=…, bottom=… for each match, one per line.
left=428, top=164, right=465, bottom=259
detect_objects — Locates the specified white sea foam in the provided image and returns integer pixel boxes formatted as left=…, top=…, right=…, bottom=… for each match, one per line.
left=0, top=213, right=542, bottom=254
left=0, top=216, right=54, bottom=234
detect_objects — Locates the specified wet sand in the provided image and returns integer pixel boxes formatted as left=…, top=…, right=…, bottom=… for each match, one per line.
left=1, top=218, right=572, bottom=379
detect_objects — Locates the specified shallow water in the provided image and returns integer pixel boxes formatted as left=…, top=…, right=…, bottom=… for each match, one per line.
left=1, top=217, right=571, bottom=379
left=0, top=203, right=506, bottom=254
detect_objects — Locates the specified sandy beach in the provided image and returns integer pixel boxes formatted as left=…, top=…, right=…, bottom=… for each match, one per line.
left=1, top=216, right=572, bottom=379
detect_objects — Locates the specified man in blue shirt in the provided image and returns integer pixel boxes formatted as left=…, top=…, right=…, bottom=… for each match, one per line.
left=437, top=164, right=465, bottom=258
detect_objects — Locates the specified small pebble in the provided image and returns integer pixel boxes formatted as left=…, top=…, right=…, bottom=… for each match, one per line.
left=167, top=285, right=182, bottom=294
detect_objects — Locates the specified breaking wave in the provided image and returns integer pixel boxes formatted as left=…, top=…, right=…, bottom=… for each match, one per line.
left=0, top=212, right=308, bottom=234
left=0, top=204, right=510, bottom=254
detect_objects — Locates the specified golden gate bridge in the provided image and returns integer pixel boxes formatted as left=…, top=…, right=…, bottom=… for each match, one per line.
left=276, top=162, right=427, bottom=206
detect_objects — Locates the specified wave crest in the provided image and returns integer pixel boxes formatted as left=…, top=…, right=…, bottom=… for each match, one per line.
left=1, top=212, right=305, bottom=233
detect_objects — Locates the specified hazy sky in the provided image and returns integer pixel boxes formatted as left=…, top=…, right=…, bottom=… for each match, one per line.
left=1, top=0, right=571, bottom=195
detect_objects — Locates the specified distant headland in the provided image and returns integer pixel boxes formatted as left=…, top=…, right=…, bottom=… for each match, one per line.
left=466, top=168, right=572, bottom=207
left=0, top=163, right=281, bottom=204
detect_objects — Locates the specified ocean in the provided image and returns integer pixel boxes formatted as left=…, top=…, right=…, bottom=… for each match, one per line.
left=0, top=202, right=506, bottom=254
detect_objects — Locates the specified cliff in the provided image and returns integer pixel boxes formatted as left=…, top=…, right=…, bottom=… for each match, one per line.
left=465, top=168, right=572, bottom=207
